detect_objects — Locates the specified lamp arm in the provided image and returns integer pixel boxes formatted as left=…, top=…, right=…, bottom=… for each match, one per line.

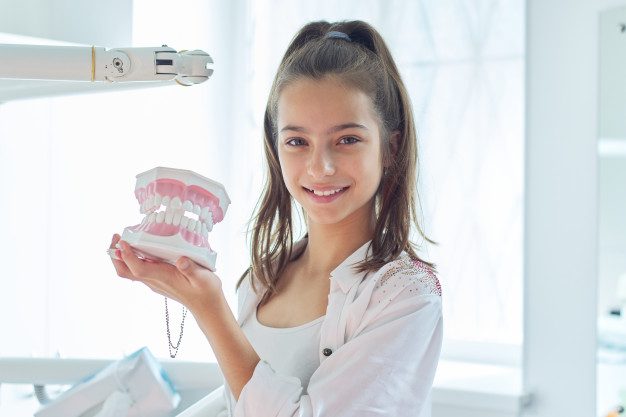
left=0, top=44, right=213, bottom=85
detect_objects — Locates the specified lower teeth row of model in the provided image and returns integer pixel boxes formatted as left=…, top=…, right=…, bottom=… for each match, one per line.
left=141, top=210, right=211, bottom=237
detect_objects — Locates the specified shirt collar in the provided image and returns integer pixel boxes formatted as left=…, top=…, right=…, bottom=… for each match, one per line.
left=330, top=239, right=373, bottom=293
left=290, top=237, right=373, bottom=294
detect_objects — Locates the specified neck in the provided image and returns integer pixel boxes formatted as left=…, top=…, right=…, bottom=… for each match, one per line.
left=298, top=202, right=376, bottom=278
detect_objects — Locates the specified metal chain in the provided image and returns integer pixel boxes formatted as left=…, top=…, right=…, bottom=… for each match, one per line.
left=164, top=297, right=187, bottom=358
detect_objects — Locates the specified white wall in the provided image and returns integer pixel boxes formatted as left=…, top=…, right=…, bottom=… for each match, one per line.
left=0, top=0, right=132, bottom=45
left=0, top=0, right=252, bottom=362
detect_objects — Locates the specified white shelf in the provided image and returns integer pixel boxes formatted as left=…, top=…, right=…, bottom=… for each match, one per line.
left=0, top=357, right=529, bottom=417
left=432, top=360, right=530, bottom=416
left=0, top=357, right=222, bottom=417
left=8, top=357, right=622, bottom=417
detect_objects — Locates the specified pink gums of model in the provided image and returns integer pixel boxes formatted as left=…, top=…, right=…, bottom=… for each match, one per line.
left=115, top=167, right=230, bottom=271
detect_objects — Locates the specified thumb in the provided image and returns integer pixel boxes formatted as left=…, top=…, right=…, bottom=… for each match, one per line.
left=176, top=257, right=199, bottom=274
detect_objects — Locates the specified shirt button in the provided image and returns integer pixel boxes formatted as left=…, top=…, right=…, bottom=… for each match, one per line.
left=323, top=348, right=333, bottom=356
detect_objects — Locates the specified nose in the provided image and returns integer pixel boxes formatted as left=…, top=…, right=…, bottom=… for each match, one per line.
left=307, top=146, right=335, bottom=179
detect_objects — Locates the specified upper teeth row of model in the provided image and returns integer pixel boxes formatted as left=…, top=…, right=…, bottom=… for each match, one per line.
left=141, top=194, right=213, bottom=221
left=307, top=187, right=345, bottom=196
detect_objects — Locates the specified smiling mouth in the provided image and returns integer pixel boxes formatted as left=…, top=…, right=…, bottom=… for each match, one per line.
left=303, top=186, right=349, bottom=196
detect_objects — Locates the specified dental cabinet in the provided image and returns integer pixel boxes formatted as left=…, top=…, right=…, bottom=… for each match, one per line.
left=597, top=4, right=626, bottom=416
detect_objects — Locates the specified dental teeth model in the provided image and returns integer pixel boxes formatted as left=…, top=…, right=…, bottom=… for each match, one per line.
left=111, top=167, right=230, bottom=271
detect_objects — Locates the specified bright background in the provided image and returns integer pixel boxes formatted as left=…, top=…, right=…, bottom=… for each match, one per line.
left=0, top=0, right=524, bottom=365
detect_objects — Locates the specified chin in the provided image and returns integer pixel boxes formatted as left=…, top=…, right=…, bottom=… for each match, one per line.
left=306, top=214, right=344, bottom=226
left=303, top=205, right=365, bottom=227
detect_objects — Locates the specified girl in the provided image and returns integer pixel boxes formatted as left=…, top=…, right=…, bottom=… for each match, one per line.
left=110, top=19, right=442, bottom=417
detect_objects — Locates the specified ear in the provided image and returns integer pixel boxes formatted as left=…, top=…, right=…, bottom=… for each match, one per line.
left=388, top=130, right=400, bottom=161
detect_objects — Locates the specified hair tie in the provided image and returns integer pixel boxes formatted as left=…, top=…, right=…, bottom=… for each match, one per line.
left=326, top=31, right=351, bottom=42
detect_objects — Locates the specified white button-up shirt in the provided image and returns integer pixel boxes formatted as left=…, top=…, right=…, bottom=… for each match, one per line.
left=206, top=239, right=443, bottom=417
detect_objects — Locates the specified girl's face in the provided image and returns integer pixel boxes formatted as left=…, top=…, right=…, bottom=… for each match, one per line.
left=276, top=76, right=383, bottom=227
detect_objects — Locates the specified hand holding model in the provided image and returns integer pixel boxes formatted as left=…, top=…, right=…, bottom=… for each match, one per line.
left=108, top=167, right=233, bottom=358
left=109, top=234, right=223, bottom=313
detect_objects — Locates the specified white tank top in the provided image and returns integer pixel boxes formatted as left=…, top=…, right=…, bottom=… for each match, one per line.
left=241, top=307, right=325, bottom=394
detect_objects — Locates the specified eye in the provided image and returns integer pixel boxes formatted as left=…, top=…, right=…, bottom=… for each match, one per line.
left=286, top=138, right=307, bottom=146
left=339, top=136, right=360, bottom=145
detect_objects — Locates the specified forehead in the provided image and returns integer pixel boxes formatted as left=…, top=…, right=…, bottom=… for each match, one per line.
left=277, top=77, right=379, bottom=133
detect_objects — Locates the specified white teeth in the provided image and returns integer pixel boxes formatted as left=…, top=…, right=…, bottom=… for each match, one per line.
left=180, top=216, right=189, bottom=228
left=312, top=188, right=343, bottom=196
left=170, top=197, right=182, bottom=210
left=147, top=196, right=155, bottom=211
left=139, top=196, right=220, bottom=234
left=141, top=194, right=161, bottom=214
left=173, top=211, right=182, bottom=226
left=206, top=213, right=213, bottom=232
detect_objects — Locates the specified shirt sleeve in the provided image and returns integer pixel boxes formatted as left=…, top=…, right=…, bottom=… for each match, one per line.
left=232, top=279, right=443, bottom=417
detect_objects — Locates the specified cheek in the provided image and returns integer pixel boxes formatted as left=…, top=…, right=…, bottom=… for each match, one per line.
left=355, top=152, right=383, bottom=188
left=278, top=154, right=299, bottom=192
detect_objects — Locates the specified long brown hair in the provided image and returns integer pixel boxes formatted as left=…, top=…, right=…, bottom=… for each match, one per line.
left=237, top=20, right=437, bottom=296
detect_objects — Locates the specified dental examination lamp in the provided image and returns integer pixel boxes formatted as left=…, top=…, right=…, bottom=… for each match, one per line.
left=0, top=44, right=213, bottom=85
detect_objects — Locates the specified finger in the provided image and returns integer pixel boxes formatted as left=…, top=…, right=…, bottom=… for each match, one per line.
left=118, top=240, right=146, bottom=277
left=110, top=234, right=121, bottom=249
left=118, top=240, right=176, bottom=282
left=176, top=256, right=199, bottom=277
left=127, top=261, right=185, bottom=302
left=109, top=235, right=135, bottom=279
left=176, top=257, right=210, bottom=287
left=111, top=257, right=135, bottom=280
left=108, top=237, right=129, bottom=275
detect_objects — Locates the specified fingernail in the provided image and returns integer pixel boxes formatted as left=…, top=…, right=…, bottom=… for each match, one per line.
left=179, top=259, right=190, bottom=270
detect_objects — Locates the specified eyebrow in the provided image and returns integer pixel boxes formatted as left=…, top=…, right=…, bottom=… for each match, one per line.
left=279, top=122, right=368, bottom=135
